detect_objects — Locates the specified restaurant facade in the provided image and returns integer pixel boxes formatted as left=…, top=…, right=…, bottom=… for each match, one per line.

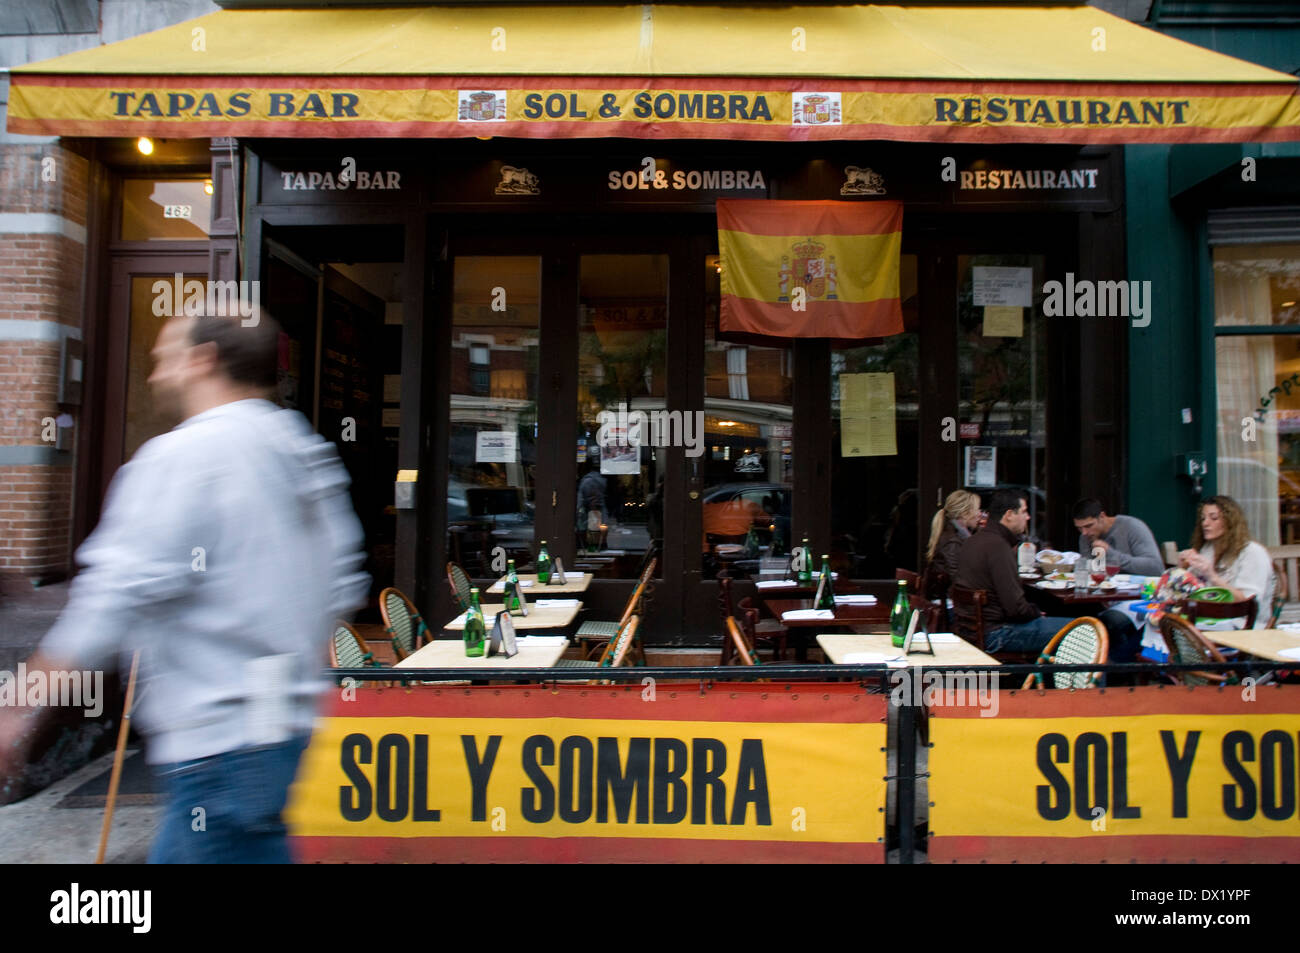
left=3, top=1, right=1299, bottom=645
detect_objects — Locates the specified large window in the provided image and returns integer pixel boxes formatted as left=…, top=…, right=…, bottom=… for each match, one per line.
left=575, top=254, right=668, bottom=578
left=1213, top=242, right=1300, bottom=545
left=702, top=254, right=794, bottom=580
left=830, top=255, right=918, bottom=576
left=956, top=253, right=1048, bottom=543
left=447, top=256, right=540, bottom=575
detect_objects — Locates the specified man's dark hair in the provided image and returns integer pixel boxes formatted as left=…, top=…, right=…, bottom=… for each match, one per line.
left=1072, top=498, right=1107, bottom=521
left=986, top=488, right=1027, bottom=522
left=187, top=314, right=279, bottom=389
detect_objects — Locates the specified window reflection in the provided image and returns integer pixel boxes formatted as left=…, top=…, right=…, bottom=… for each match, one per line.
left=956, top=254, right=1047, bottom=543
left=1213, top=243, right=1300, bottom=545
left=830, top=254, right=918, bottom=576
left=703, top=254, right=794, bottom=580
left=576, top=255, right=668, bottom=578
left=447, top=256, right=539, bottom=576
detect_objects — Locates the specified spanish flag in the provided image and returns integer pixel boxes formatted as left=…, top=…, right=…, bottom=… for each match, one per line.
left=718, top=200, right=904, bottom=340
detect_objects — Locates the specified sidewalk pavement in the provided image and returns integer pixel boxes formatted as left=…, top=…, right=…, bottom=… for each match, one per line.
left=0, top=747, right=159, bottom=864
left=0, top=576, right=68, bottom=671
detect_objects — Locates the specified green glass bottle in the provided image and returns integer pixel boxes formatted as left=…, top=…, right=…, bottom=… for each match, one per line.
left=464, top=587, right=487, bottom=657
left=890, top=579, right=910, bottom=648
left=797, top=535, right=812, bottom=584
left=536, top=540, right=551, bottom=585
left=504, top=559, right=521, bottom=615
left=816, top=554, right=836, bottom=610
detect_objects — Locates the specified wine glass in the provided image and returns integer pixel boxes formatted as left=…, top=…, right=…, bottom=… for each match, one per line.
left=1105, top=552, right=1121, bottom=582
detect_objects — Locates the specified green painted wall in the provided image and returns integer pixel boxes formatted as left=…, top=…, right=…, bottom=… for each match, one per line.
left=1125, top=22, right=1300, bottom=549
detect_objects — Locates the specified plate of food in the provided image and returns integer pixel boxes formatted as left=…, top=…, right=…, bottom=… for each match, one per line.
left=1036, top=550, right=1078, bottom=570
left=1036, top=579, right=1071, bottom=590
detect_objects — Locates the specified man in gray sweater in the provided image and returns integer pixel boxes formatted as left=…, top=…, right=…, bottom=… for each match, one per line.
left=0, top=312, right=369, bottom=862
left=1072, top=498, right=1165, bottom=576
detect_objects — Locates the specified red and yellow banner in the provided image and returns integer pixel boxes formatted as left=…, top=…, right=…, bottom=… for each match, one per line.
left=929, top=686, right=1300, bottom=863
left=718, top=199, right=903, bottom=340
left=10, top=77, right=1300, bottom=143
left=286, top=682, right=886, bottom=862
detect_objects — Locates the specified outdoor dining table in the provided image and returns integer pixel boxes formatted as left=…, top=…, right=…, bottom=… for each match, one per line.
left=1022, top=577, right=1145, bottom=605
left=1202, top=628, right=1300, bottom=663
left=394, top=636, right=570, bottom=669
left=764, top=597, right=889, bottom=661
left=817, top=632, right=999, bottom=667
left=486, top=572, right=592, bottom=595
left=441, top=601, right=584, bottom=632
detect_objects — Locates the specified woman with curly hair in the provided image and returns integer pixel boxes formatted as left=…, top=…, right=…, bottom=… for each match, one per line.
left=1178, top=495, right=1274, bottom=628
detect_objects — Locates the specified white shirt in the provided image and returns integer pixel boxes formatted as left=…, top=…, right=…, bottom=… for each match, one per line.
left=1199, top=540, right=1274, bottom=629
left=42, top=400, right=370, bottom=763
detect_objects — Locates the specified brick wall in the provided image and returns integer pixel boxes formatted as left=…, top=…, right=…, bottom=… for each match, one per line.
left=0, top=142, right=88, bottom=580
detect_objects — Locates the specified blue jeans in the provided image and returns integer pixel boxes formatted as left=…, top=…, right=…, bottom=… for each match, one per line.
left=986, top=616, right=1076, bottom=654
left=148, top=734, right=312, bottom=864
left=1097, top=608, right=1145, bottom=663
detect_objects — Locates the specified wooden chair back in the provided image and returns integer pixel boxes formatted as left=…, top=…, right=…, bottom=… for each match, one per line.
left=716, top=571, right=735, bottom=627
left=619, top=557, right=658, bottom=629
left=906, top=593, right=943, bottom=637
left=446, top=561, right=473, bottom=612
left=1270, top=558, right=1289, bottom=628
left=1022, top=617, right=1109, bottom=690
left=948, top=585, right=988, bottom=650
left=724, top=616, right=760, bottom=666
left=895, top=568, right=921, bottom=594
left=380, top=587, right=429, bottom=662
left=1263, top=546, right=1294, bottom=621
left=1158, top=612, right=1234, bottom=686
left=1182, top=596, right=1257, bottom=630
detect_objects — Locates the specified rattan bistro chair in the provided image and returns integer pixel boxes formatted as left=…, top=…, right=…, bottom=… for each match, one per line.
left=1158, top=612, right=1237, bottom=687
left=555, top=615, right=640, bottom=671
left=1022, top=617, right=1110, bottom=690
left=380, top=587, right=431, bottom=662
left=446, top=561, right=474, bottom=613
left=330, top=621, right=377, bottom=669
left=573, top=557, right=657, bottom=661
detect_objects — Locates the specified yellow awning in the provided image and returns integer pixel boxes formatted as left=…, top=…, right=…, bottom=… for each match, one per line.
left=9, top=4, right=1299, bottom=143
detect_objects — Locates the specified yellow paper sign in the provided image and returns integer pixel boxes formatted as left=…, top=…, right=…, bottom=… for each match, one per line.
left=840, top=372, right=896, bottom=457
left=982, top=306, right=1024, bottom=337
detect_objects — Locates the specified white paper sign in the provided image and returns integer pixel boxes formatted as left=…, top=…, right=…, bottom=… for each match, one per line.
left=964, top=445, right=997, bottom=488
left=475, top=430, right=518, bottom=463
left=972, top=266, right=1033, bottom=308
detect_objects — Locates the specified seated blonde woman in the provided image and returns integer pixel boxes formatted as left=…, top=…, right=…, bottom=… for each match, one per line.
left=925, top=489, right=982, bottom=582
left=1177, top=495, right=1274, bottom=629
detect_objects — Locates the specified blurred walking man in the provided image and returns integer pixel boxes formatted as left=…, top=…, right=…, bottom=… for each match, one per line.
left=0, top=313, right=369, bottom=862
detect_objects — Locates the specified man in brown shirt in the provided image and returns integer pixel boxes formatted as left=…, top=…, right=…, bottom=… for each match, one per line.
left=956, top=488, right=1075, bottom=654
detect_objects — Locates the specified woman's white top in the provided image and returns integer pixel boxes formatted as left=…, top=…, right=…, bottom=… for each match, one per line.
left=1198, top=540, right=1274, bottom=629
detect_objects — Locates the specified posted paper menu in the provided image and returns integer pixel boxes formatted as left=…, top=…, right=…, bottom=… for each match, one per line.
left=840, top=372, right=896, bottom=457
